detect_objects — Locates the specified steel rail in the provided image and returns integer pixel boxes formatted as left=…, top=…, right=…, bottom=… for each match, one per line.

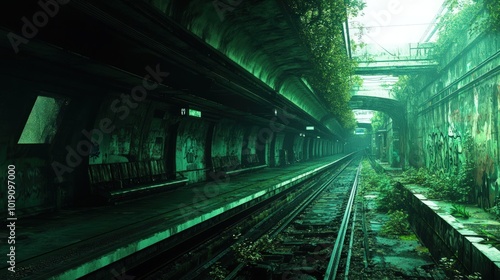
left=267, top=159, right=354, bottom=238
left=344, top=203, right=358, bottom=279
left=323, top=162, right=361, bottom=280
left=222, top=159, right=354, bottom=279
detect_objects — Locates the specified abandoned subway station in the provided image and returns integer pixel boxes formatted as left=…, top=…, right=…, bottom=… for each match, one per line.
left=1, top=0, right=500, bottom=279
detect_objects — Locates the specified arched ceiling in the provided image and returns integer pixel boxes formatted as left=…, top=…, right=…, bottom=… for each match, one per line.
left=349, top=95, right=406, bottom=127
left=149, top=0, right=345, bottom=136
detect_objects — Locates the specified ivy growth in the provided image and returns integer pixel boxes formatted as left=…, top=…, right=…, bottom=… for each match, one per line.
left=369, top=111, right=386, bottom=133
left=433, top=0, right=500, bottom=60
left=285, top=0, right=366, bottom=131
left=484, top=0, right=500, bottom=32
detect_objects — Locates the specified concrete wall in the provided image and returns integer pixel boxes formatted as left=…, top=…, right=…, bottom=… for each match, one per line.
left=409, top=32, right=500, bottom=207
left=176, top=118, right=210, bottom=183
left=0, top=84, right=342, bottom=218
left=272, top=132, right=285, bottom=167
left=87, top=97, right=168, bottom=164
left=211, top=120, right=245, bottom=160
left=293, top=135, right=305, bottom=162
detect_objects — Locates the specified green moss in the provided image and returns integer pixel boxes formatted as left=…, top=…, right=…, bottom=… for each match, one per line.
left=399, top=234, right=418, bottom=241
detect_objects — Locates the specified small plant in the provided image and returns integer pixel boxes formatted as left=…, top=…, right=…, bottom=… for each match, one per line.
left=478, top=229, right=500, bottom=246
left=231, top=234, right=276, bottom=265
left=208, top=263, right=228, bottom=280
left=415, top=245, right=430, bottom=256
left=380, top=210, right=411, bottom=236
left=360, top=160, right=382, bottom=192
left=450, top=204, right=471, bottom=219
left=401, top=167, right=429, bottom=185
left=377, top=182, right=407, bottom=213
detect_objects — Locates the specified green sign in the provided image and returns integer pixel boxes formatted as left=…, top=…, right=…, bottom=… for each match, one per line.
left=189, top=109, right=201, bottom=118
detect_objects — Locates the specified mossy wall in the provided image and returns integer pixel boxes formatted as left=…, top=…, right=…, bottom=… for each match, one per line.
left=409, top=32, right=500, bottom=207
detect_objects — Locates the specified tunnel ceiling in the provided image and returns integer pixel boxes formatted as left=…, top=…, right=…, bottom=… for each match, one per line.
left=2, top=0, right=348, bottom=138
left=152, top=0, right=346, bottom=137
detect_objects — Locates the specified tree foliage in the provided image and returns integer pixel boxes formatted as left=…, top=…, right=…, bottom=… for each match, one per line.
left=285, top=0, right=366, bottom=131
left=391, top=76, right=412, bottom=102
left=370, top=111, right=388, bottom=133
left=434, top=0, right=500, bottom=59
left=484, top=0, right=500, bottom=32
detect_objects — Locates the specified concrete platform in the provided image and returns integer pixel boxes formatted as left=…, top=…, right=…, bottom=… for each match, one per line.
left=375, top=162, right=500, bottom=279
left=1, top=154, right=352, bottom=279
left=403, top=185, right=500, bottom=279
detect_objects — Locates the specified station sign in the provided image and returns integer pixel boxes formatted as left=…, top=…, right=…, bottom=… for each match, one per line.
left=180, top=107, right=202, bottom=118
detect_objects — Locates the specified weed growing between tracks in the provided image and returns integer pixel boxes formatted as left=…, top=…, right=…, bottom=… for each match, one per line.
left=347, top=159, right=440, bottom=279
left=231, top=234, right=277, bottom=264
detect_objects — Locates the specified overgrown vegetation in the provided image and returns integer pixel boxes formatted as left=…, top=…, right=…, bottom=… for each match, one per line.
left=380, top=210, right=412, bottom=237
left=209, top=262, right=228, bottom=280
left=390, top=75, right=419, bottom=104
left=478, top=228, right=500, bottom=246
left=434, top=0, right=500, bottom=60
left=484, top=0, right=500, bottom=32
left=360, top=159, right=387, bottom=193
left=370, top=111, right=388, bottom=133
left=433, top=1, right=482, bottom=59
left=360, top=160, right=407, bottom=212
left=401, top=160, right=475, bottom=204
left=286, top=0, right=366, bottom=131
left=361, top=160, right=412, bottom=236
left=231, top=234, right=276, bottom=265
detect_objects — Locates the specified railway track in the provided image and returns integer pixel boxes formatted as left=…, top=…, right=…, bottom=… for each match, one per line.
left=124, top=156, right=363, bottom=280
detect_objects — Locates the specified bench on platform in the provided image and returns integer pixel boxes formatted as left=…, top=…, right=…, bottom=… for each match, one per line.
left=211, top=154, right=267, bottom=178
left=88, top=160, right=187, bottom=203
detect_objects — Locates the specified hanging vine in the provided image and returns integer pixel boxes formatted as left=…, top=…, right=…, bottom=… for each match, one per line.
left=285, top=0, right=366, bottom=131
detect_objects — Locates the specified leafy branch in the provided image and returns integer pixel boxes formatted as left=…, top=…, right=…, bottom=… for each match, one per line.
left=285, top=0, right=366, bottom=131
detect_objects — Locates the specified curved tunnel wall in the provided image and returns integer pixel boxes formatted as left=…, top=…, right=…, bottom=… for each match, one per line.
left=152, top=0, right=344, bottom=137
left=0, top=0, right=349, bottom=219
left=1, top=90, right=344, bottom=218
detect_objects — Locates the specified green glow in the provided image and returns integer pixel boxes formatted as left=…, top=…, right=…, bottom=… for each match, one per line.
left=189, top=109, right=201, bottom=118
left=18, top=96, right=65, bottom=144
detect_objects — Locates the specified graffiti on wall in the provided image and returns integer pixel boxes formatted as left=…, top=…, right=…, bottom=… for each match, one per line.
left=426, top=128, right=463, bottom=172
left=17, top=167, right=44, bottom=200
left=184, top=137, right=199, bottom=164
